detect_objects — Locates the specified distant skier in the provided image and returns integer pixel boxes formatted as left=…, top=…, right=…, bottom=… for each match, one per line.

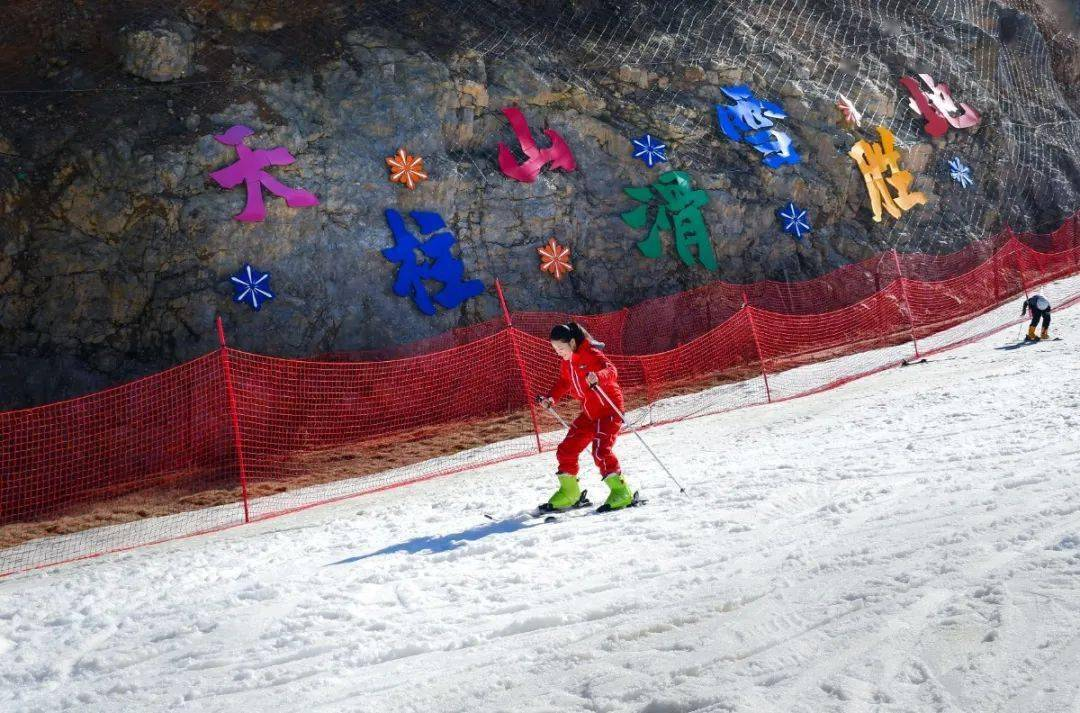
left=1021, top=294, right=1052, bottom=341
left=535, top=322, right=635, bottom=512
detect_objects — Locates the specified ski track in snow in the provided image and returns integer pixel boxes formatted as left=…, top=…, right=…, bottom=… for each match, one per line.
left=2, top=294, right=1080, bottom=713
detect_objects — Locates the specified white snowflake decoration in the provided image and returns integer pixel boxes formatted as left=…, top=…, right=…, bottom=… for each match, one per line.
left=631, top=134, right=668, bottom=168
left=948, top=157, right=973, bottom=188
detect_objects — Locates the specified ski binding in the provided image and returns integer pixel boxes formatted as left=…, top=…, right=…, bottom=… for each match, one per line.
left=533, top=489, right=591, bottom=519
left=595, top=490, right=646, bottom=514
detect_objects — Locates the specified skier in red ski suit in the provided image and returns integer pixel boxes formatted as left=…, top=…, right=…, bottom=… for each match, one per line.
left=536, top=322, right=634, bottom=511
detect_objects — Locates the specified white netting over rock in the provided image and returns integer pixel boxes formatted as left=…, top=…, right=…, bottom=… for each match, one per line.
left=356, top=0, right=1079, bottom=253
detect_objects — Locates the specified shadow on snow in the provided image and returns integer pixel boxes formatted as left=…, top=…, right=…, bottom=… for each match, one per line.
left=994, top=340, right=1042, bottom=351
left=329, top=515, right=538, bottom=565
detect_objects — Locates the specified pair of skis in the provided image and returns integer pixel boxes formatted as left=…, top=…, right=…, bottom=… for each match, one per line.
left=530, top=489, right=646, bottom=523
left=481, top=490, right=646, bottom=527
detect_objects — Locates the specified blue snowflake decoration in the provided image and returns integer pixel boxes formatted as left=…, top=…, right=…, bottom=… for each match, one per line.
left=631, top=134, right=668, bottom=168
left=777, top=202, right=812, bottom=241
left=948, top=157, right=973, bottom=188
left=230, top=264, right=274, bottom=311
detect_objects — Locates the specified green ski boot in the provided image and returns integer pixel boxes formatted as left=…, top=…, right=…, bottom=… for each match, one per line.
left=599, top=473, right=634, bottom=511
left=546, top=473, right=582, bottom=511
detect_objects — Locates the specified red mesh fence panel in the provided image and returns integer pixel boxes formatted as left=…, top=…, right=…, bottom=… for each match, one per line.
left=231, top=334, right=517, bottom=453
left=621, top=283, right=744, bottom=355
left=1017, top=239, right=1079, bottom=287
left=632, top=310, right=761, bottom=404
left=509, top=311, right=630, bottom=354
left=3, top=214, right=1080, bottom=577
left=899, top=238, right=1000, bottom=282
left=991, top=241, right=1027, bottom=302
left=744, top=256, right=890, bottom=313
left=1015, top=216, right=1079, bottom=254
left=905, top=260, right=1001, bottom=339
left=631, top=309, right=771, bottom=426
left=223, top=331, right=542, bottom=522
left=749, top=283, right=913, bottom=401
left=753, top=290, right=905, bottom=366
left=0, top=352, right=243, bottom=573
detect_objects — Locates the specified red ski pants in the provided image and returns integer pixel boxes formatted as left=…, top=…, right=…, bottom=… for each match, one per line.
left=556, top=412, right=622, bottom=477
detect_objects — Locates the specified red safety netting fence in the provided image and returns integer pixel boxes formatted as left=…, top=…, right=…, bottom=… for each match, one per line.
left=2, top=215, right=1078, bottom=576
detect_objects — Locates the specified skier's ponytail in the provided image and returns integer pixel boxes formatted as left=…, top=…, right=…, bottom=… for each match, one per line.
left=549, top=321, right=605, bottom=350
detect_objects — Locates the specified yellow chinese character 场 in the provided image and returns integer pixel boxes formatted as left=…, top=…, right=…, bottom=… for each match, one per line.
left=848, top=126, right=927, bottom=222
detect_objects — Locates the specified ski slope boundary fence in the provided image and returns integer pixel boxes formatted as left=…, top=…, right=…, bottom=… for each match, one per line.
left=1, top=214, right=1078, bottom=576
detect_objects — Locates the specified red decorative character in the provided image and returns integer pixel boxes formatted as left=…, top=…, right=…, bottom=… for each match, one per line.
left=900, top=74, right=981, bottom=138
left=497, top=107, right=576, bottom=183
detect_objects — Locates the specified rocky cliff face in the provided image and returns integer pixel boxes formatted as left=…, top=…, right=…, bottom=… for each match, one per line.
left=0, top=0, right=1077, bottom=408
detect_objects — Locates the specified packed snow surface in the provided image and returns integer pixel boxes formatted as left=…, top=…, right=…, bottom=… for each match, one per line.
left=2, top=299, right=1079, bottom=713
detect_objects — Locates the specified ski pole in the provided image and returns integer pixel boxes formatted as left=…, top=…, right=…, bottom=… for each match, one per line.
left=590, top=383, right=688, bottom=495
left=536, top=399, right=570, bottom=429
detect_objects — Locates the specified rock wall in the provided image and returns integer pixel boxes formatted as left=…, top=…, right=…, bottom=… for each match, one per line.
left=0, top=0, right=1077, bottom=408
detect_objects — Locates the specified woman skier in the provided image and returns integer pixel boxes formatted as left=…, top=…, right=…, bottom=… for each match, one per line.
left=535, top=322, right=636, bottom=513
left=1021, top=294, right=1052, bottom=341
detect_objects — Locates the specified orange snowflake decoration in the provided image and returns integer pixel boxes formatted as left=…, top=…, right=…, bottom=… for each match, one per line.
left=538, top=238, right=573, bottom=280
left=386, top=148, right=429, bottom=190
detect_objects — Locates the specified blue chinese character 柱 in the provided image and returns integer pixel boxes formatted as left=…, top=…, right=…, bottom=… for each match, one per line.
left=715, top=85, right=801, bottom=168
left=382, top=209, right=485, bottom=315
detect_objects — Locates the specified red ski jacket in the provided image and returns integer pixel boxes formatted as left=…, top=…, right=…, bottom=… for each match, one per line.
left=548, top=341, right=624, bottom=419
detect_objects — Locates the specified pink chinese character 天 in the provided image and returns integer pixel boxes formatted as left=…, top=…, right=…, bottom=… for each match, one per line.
left=209, top=125, right=319, bottom=222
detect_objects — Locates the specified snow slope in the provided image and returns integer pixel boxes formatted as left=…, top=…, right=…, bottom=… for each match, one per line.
left=2, top=296, right=1079, bottom=713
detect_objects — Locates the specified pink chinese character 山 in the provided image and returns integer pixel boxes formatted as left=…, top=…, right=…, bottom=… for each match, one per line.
left=496, top=108, right=576, bottom=183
